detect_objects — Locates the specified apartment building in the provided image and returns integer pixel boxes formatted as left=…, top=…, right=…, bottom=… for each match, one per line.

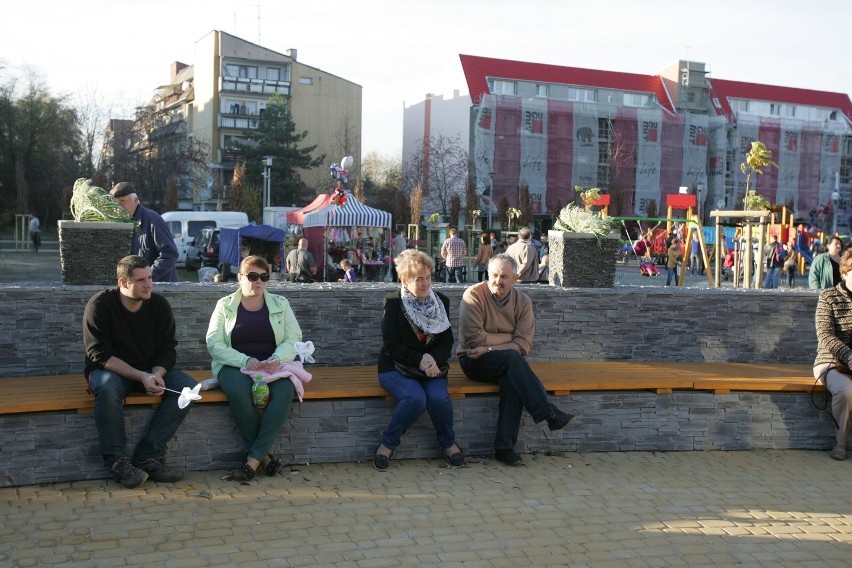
left=103, top=30, right=361, bottom=210
left=459, top=54, right=851, bottom=224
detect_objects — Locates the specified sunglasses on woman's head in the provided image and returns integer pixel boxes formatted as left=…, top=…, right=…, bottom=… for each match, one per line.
left=244, top=272, right=270, bottom=282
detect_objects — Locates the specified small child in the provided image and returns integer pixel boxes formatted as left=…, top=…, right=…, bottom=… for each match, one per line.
left=339, top=259, right=357, bottom=283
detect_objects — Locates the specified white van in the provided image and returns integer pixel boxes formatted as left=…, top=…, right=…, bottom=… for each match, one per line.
left=161, top=211, right=249, bottom=266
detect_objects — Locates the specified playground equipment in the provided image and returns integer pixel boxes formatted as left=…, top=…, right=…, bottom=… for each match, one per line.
left=709, top=210, right=772, bottom=289
left=614, top=214, right=713, bottom=286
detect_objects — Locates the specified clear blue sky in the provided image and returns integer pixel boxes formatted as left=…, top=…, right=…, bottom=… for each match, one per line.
left=2, top=0, right=849, bottom=158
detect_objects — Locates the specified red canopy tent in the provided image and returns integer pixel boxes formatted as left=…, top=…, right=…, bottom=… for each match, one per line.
left=286, top=194, right=331, bottom=225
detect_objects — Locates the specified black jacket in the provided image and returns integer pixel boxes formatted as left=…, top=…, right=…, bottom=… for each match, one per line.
left=377, top=290, right=454, bottom=374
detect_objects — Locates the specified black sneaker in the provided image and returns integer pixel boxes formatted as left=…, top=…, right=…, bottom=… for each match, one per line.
left=132, top=457, right=184, bottom=483
left=111, top=457, right=148, bottom=488
left=494, top=448, right=524, bottom=466
left=546, top=406, right=575, bottom=431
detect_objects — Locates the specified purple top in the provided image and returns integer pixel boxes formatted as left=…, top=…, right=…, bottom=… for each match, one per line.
left=231, top=302, right=276, bottom=360
left=343, top=268, right=357, bottom=282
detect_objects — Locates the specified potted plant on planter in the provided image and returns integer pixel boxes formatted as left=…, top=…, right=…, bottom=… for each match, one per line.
left=548, top=203, right=620, bottom=288
left=59, top=178, right=136, bottom=285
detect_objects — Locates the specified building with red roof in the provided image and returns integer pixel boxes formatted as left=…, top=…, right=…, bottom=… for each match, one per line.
left=459, top=54, right=851, bottom=226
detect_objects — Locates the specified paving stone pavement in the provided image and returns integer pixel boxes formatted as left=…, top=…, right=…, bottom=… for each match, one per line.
left=2, top=450, right=851, bottom=567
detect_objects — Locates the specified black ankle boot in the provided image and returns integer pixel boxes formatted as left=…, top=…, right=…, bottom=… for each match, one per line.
left=546, top=406, right=574, bottom=431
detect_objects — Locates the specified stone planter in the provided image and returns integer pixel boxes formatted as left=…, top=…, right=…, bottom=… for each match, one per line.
left=548, top=230, right=620, bottom=288
left=58, top=221, right=134, bottom=285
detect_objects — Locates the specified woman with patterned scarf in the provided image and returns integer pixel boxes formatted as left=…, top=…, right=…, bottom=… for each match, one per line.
left=374, top=250, right=463, bottom=471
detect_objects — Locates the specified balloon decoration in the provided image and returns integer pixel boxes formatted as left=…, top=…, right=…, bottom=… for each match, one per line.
left=329, top=155, right=354, bottom=207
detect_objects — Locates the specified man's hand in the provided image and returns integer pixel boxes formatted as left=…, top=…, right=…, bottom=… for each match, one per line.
left=142, top=374, right=165, bottom=396
left=466, top=346, right=491, bottom=359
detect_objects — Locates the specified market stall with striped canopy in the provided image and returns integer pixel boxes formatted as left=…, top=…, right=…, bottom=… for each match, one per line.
left=302, top=193, right=393, bottom=281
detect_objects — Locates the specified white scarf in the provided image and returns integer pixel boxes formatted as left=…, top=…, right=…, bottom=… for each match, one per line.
left=400, top=286, right=450, bottom=336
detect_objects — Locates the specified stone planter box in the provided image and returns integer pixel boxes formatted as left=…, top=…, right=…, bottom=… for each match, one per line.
left=548, top=230, right=620, bottom=288
left=58, top=221, right=134, bottom=285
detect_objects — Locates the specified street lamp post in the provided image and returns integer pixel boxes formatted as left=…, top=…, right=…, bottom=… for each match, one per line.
left=487, top=171, right=494, bottom=230
left=262, top=156, right=273, bottom=209
left=696, top=182, right=704, bottom=224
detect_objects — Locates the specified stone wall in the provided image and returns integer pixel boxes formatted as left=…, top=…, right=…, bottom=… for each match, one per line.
left=0, top=281, right=820, bottom=378
left=0, top=390, right=834, bottom=486
left=0, top=281, right=828, bottom=486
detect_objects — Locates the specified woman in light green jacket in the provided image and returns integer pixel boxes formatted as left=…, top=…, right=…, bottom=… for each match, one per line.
left=206, top=255, right=302, bottom=482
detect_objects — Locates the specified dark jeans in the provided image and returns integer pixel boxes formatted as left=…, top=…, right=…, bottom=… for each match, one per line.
left=219, top=366, right=295, bottom=462
left=378, top=370, right=456, bottom=450
left=447, top=266, right=465, bottom=283
left=89, top=368, right=196, bottom=468
left=459, top=350, right=552, bottom=450
left=666, top=266, right=678, bottom=286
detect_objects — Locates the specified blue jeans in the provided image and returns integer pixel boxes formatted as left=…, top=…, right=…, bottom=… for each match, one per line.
left=378, top=370, right=456, bottom=450
left=89, top=368, right=196, bottom=468
left=459, top=350, right=552, bottom=450
left=763, top=267, right=781, bottom=289
left=219, top=366, right=295, bottom=462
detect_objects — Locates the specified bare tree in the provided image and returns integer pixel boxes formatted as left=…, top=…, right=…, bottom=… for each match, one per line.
left=498, top=196, right=510, bottom=230
left=230, top=162, right=262, bottom=222
left=519, top=184, right=532, bottom=227
left=74, top=89, right=111, bottom=179
left=464, top=178, right=479, bottom=227
left=331, top=113, right=360, bottom=181
left=449, top=194, right=461, bottom=230
left=126, top=100, right=210, bottom=211
left=409, top=183, right=424, bottom=228
left=363, top=150, right=407, bottom=225
left=402, top=133, right=468, bottom=216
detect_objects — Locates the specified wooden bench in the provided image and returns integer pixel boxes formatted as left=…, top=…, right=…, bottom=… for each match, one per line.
left=0, top=362, right=819, bottom=416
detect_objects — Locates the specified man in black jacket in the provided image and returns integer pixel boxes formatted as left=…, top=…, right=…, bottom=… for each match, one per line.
left=83, top=255, right=195, bottom=488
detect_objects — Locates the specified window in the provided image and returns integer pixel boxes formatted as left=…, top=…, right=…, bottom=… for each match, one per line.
left=188, top=221, right=216, bottom=238
left=489, top=79, right=516, bottom=95
left=785, top=105, right=796, bottom=117
left=223, top=100, right=258, bottom=115
left=266, top=68, right=280, bottom=81
left=568, top=87, right=596, bottom=102
left=166, top=221, right=181, bottom=239
left=770, top=103, right=781, bottom=116
left=224, top=64, right=257, bottom=79
left=686, top=92, right=696, bottom=103
left=536, top=84, right=549, bottom=97
left=623, top=93, right=651, bottom=107
left=299, top=77, right=313, bottom=85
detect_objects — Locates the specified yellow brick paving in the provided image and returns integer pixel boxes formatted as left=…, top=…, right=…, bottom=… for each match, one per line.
left=1, top=450, right=851, bottom=567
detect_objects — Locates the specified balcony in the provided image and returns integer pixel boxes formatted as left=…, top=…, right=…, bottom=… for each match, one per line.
left=219, top=113, right=260, bottom=130
left=220, top=76, right=290, bottom=96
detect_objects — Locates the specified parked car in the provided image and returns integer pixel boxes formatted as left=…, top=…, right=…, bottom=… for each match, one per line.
left=184, top=227, right=220, bottom=271
left=162, top=211, right=248, bottom=266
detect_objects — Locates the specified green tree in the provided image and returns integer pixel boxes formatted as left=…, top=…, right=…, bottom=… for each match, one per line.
left=235, top=94, right=325, bottom=207
left=0, top=69, right=83, bottom=229
left=740, top=140, right=777, bottom=210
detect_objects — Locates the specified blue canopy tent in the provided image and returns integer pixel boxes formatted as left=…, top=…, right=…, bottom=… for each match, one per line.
left=219, top=223, right=286, bottom=279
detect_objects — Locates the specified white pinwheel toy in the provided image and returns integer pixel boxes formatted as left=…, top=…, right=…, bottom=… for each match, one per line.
left=161, top=384, right=203, bottom=409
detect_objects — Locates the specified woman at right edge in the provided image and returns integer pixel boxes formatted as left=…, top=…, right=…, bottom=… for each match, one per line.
left=813, top=249, right=852, bottom=461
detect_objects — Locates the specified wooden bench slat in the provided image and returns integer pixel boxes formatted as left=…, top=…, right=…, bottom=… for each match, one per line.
left=0, top=362, right=821, bottom=415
